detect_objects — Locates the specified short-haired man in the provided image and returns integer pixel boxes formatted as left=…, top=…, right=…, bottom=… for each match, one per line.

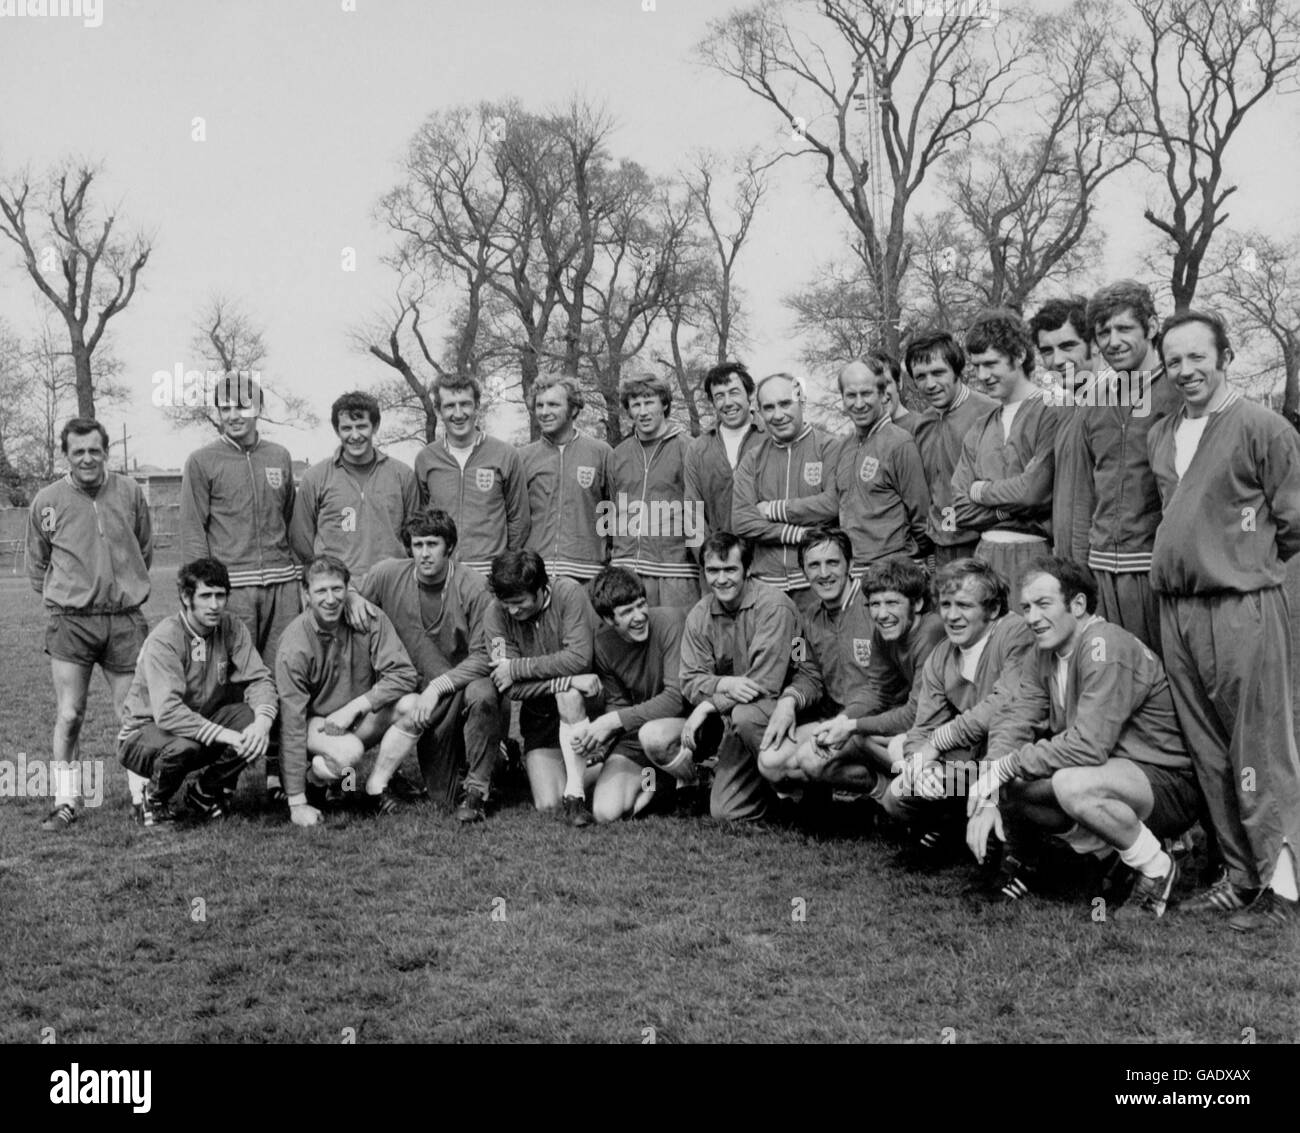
left=1077, top=281, right=1181, bottom=653
left=966, top=557, right=1200, bottom=918
left=275, top=556, right=421, bottom=826
left=609, top=373, right=699, bottom=608
left=835, top=359, right=933, bottom=575
left=885, top=558, right=1035, bottom=847
left=678, top=533, right=816, bottom=823
left=27, top=417, right=153, bottom=830
left=1029, top=297, right=1099, bottom=566
left=731, top=373, right=841, bottom=611
left=566, top=566, right=694, bottom=822
left=414, top=375, right=530, bottom=576
left=683, top=361, right=763, bottom=548
left=359, top=509, right=501, bottom=822
left=182, top=373, right=300, bottom=803
left=951, top=308, right=1059, bottom=599
left=908, top=332, right=996, bottom=568
left=873, top=350, right=919, bottom=436
left=291, top=391, right=419, bottom=589
left=483, top=550, right=600, bottom=826
left=521, top=374, right=614, bottom=584
left=118, top=559, right=278, bottom=827
left=1149, top=311, right=1300, bottom=930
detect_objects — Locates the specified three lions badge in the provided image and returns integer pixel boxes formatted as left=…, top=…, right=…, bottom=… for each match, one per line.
left=803, top=461, right=823, bottom=487
left=859, top=456, right=879, bottom=483
left=576, top=465, right=596, bottom=490
left=265, top=467, right=284, bottom=490
left=476, top=468, right=496, bottom=492
left=852, top=638, right=872, bottom=666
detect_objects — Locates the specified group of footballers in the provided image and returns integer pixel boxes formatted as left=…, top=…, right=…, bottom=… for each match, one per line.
left=23, top=278, right=1300, bottom=934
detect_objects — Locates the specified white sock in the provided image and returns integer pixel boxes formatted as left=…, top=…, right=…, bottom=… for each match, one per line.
left=127, top=771, right=148, bottom=806
left=1272, top=842, right=1298, bottom=901
left=267, top=773, right=282, bottom=789
left=53, top=763, right=81, bottom=809
left=310, top=755, right=341, bottom=784
left=659, top=747, right=698, bottom=785
left=867, top=771, right=889, bottom=802
left=1120, top=825, right=1170, bottom=879
left=558, top=723, right=584, bottom=799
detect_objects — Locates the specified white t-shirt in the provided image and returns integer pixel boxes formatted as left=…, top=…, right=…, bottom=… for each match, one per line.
left=1000, top=398, right=1024, bottom=442
left=720, top=423, right=749, bottom=470
left=448, top=443, right=475, bottom=470
left=958, top=628, right=992, bottom=683
left=1173, top=416, right=1211, bottom=478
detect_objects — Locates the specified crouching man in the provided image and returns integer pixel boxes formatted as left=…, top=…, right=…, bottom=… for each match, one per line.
left=966, top=556, right=1200, bottom=917
left=118, top=559, right=277, bottom=827
left=275, top=555, right=420, bottom=826
left=567, top=567, right=694, bottom=822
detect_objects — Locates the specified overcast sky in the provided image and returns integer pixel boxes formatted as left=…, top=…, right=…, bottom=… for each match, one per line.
left=1, top=0, right=1297, bottom=472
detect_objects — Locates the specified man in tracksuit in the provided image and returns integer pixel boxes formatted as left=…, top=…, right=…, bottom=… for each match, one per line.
left=28, top=416, right=153, bottom=831
left=908, top=332, right=996, bottom=568
left=567, top=566, right=694, bottom=823
left=182, top=373, right=299, bottom=803
left=275, top=555, right=421, bottom=827
left=679, top=532, right=814, bottom=823
left=482, top=550, right=599, bottom=827
left=1149, top=310, right=1300, bottom=931
left=609, top=373, right=699, bottom=608
left=1030, top=296, right=1100, bottom=566
left=414, top=375, right=530, bottom=577
left=118, top=558, right=278, bottom=827
left=731, top=373, right=841, bottom=612
left=360, top=509, right=500, bottom=823
left=291, top=391, right=419, bottom=589
left=1079, top=281, right=1182, bottom=652
left=967, top=556, right=1200, bottom=918
left=951, top=308, right=1059, bottom=599
left=835, top=359, right=933, bottom=576
left=875, top=350, right=921, bottom=437
left=521, top=374, right=614, bottom=584
left=683, top=361, right=763, bottom=551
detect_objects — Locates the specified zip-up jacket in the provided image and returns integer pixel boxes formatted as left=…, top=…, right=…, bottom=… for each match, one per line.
left=782, top=578, right=876, bottom=711
left=683, top=421, right=764, bottom=548
left=913, top=383, right=996, bottom=550
left=359, top=558, right=493, bottom=696
left=274, top=607, right=419, bottom=797
left=842, top=611, right=946, bottom=735
left=290, top=448, right=418, bottom=584
left=521, top=431, right=614, bottom=581
left=609, top=428, right=697, bottom=579
left=181, top=434, right=298, bottom=588
left=482, top=576, right=598, bottom=700
left=950, top=395, right=1059, bottom=538
left=904, top=613, right=1035, bottom=759
left=988, top=616, right=1191, bottom=777
left=118, top=610, right=277, bottom=746
left=414, top=432, right=530, bottom=574
left=835, top=415, right=933, bottom=569
left=731, top=425, right=842, bottom=589
left=1051, top=394, right=1100, bottom=563
left=27, top=471, right=153, bottom=612
left=1080, top=367, right=1181, bottom=573
left=1149, top=392, right=1300, bottom=595
left=595, top=606, right=689, bottom=732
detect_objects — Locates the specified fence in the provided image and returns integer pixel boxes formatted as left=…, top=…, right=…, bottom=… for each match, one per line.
left=0, top=505, right=182, bottom=574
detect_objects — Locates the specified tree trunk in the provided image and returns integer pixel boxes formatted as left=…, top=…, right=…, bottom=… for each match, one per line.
left=1284, top=344, right=1299, bottom=424
left=72, top=334, right=95, bottom=417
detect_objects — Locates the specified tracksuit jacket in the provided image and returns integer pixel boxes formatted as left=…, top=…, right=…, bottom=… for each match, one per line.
left=730, top=425, right=842, bottom=590
left=274, top=607, right=419, bottom=796
left=913, top=383, right=996, bottom=551
left=118, top=611, right=277, bottom=746
left=414, top=433, right=530, bottom=574
left=903, top=613, right=1036, bottom=760
left=181, top=434, right=298, bottom=588
left=609, top=428, right=698, bottom=581
left=1052, top=403, right=1099, bottom=563
left=683, top=422, right=764, bottom=546
left=291, top=448, right=418, bottom=582
left=843, top=611, right=946, bottom=736
left=482, top=576, right=598, bottom=700
left=521, top=431, right=614, bottom=580
left=359, top=558, right=493, bottom=698
left=835, top=415, right=933, bottom=568
left=27, top=471, right=153, bottom=612
left=595, top=606, right=689, bottom=731
left=1148, top=392, right=1300, bottom=595
left=1080, top=367, right=1181, bottom=574
left=782, top=578, right=877, bottom=713
left=989, top=616, right=1191, bottom=778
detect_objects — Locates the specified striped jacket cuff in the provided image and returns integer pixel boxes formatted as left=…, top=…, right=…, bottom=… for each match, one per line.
left=254, top=703, right=277, bottom=721
left=549, top=677, right=573, bottom=694
left=931, top=722, right=958, bottom=752
left=431, top=675, right=456, bottom=698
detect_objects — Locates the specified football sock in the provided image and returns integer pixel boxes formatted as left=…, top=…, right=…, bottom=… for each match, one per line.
left=1272, top=842, right=1297, bottom=901
left=1120, top=825, right=1170, bottom=880
left=867, top=770, right=889, bottom=803
left=127, top=771, right=148, bottom=806
left=659, top=746, right=698, bottom=784
left=366, top=727, right=418, bottom=795
left=558, top=722, right=584, bottom=799
left=52, top=762, right=80, bottom=809
left=266, top=773, right=283, bottom=791
left=310, top=755, right=342, bottom=784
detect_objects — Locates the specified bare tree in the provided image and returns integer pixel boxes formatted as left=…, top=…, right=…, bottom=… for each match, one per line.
left=0, top=164, right=151, bottom=417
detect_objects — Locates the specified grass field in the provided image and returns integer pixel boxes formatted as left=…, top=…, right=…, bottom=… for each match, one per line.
left=1, top=565, right=1298, bottom=1044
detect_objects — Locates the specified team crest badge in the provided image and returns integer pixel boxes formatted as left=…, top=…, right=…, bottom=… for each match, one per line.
left=803, top=461, right=823, bottom=487
left=576, top=465, right=596, bottom=489
left=476, top=468, right=496, bottom=492
left=40, top=506, right=56, bottom=533
left=859, top=456, right=879, bottom=482
left=852, top=638, right=872, bottom=666
left=265, top=467, right=283, bottom=489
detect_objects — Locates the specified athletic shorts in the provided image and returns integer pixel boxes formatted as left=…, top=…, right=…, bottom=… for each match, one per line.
left=45, top=609, right=148, bottom=672
left=1138, top=762, right=1201, bottom=840
left=519, top=694, right=600, bottom=754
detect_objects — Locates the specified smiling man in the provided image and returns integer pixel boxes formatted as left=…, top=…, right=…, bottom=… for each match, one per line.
left=118, top=559, right=278, bottom=828
left=1148, top=310, right=1300, bottom=931
left=27, top=417, right=153, bottom=831
left=731, top=372, right=842, bottom=610
left=684, top=361, right=764, bottom=549
left=874, top=350, right=920, bottom=437
left=908, top=332, right=996, bottom=568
